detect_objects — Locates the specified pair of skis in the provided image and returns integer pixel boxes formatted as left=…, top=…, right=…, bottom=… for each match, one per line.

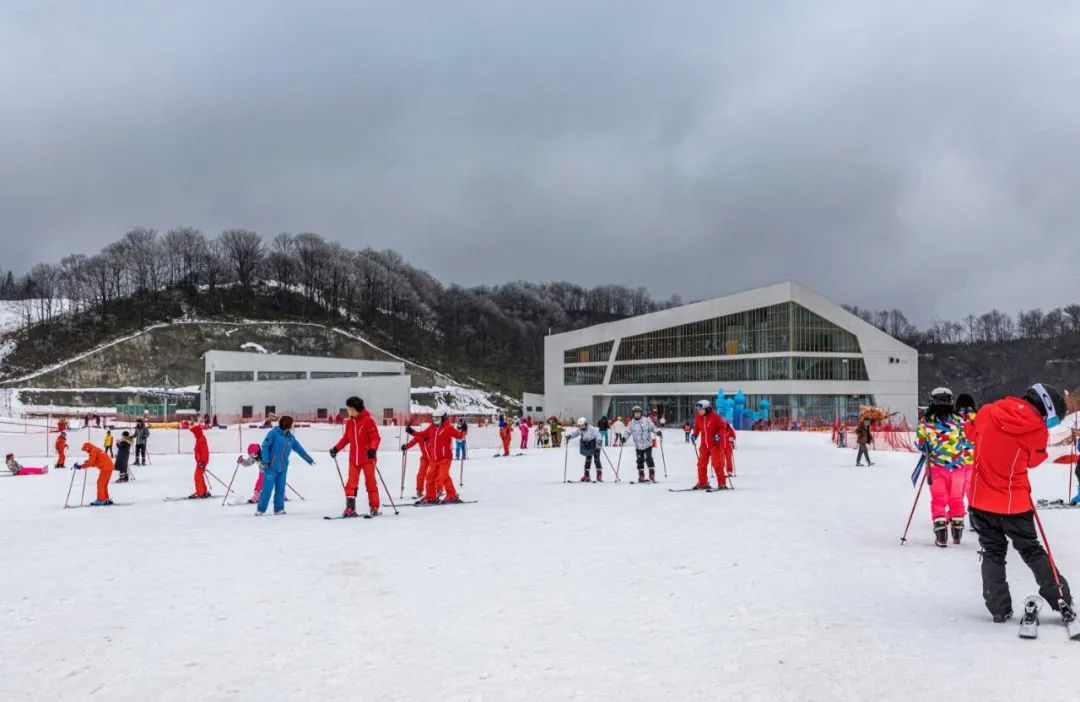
left=1018, top=596, right=1080, bottom=641
left=667, top=486, right=730, bottom=493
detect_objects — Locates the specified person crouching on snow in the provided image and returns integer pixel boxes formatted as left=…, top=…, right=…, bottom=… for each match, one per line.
left=5, top=453, right=48, bottom=475
left=915, top=388, right=969, bottom=547
left=566, top=418, right=603, bottom=482
left=623, top=405, right=663, bottom=483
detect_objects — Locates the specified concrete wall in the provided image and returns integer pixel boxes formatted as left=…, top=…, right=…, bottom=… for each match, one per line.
left=543, top=281, right=919, bottom=423
left=521, top=392, right=547, bottom=420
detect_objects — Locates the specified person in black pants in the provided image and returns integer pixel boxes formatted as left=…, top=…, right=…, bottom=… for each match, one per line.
left=115, top=432, right=133, bottom=483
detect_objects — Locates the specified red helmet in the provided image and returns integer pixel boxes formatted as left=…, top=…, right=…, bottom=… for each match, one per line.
left=247, top=443, right=260, bottom=455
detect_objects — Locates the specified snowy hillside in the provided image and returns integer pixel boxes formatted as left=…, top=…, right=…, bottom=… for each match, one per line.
left=1, top=431, right=1076, bottom=700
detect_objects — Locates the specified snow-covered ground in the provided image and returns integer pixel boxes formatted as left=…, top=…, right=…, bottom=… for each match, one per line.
left=1, top=431, right=1076, bottom=701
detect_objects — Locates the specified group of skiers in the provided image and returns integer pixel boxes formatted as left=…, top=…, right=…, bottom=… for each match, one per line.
left=916, top=382, right=1075, bottom=625
left=563, top=400, right=735, bottom=489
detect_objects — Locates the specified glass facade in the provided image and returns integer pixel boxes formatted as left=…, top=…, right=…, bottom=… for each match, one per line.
left=608, top=357, right=865, bottom=385
left=564, top=341, right=614, bottom=365
left=565, top=367, right=606, bottom=385
left=607, top=394, right=874, bottom=425
left=613, top=302, right=859, bottom=361
left=215, top=371, right=254, bottom=383
left=311, top=371, right=358, bottom=379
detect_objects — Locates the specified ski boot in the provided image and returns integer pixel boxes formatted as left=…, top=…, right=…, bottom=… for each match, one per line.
left=934, top=518, right=949, bottom=548
left=692, top=482, right=711, bottom=491
left=341, top=497, right=358, bottom=518
left=90, top=499, right=109, bottom=506
left=992, top=610, right=1013, bottom=623
left=369, top=509, right=381, bottom=517
left=648, top=468, right=656, bottom=483
left=950, top=517, right=965, bottom=545
left=595, top=470, right=603, bottom=482
left=638, top=470, right=646, bottom=483
left=415, top=497, right=440, bottom=505
left=580, top=473, right=592, bottom=483
left=1059, top=599, right=1080, bottom=640
left=116, top=474, right=129, bottom=483
left=441, top=496, right=463, bottom=504
left=274, top=510, right=286, bottom=516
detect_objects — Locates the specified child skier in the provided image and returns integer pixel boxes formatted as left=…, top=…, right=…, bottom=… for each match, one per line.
left=114, top=431, right=133, bottom=482
left=403, top=426, right=436, bottom=500
left=235, top=443, right=264, bottom=503
left=408, top=412, right=466, bottom=504
left=566, top=418, right=603, bottom=482
left=518, top=418, right=529, bottom=450
left=55, top=432, right=67, bottom=468
left=5, top=454, right=48, bottom=475
left=967, top=383, right=1074, bottom=623
left=915, top=388, right=969, bottom=546
left=104, top=430, right=114, bottom=457
left=610, top=416, right=626, bottom=447
left=683, top=421, right=692, bottom=443
left=329, top=396, right=381, bottom=518
left=189, top=424, right=211, bottom=498
left=623, top=406, right=663, bottom=483
left=691, top=400, right=729, bottom=490
left=74, top=443, right=114, bottom=506
left=499, top=421, right=512, bottom=457
left=257, top=416, right=314, bottom=516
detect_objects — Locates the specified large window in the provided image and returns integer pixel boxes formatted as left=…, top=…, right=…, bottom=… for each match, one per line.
left=564, top=367, right=606, bottom=385
left=311, top=371, right=358, bottom=379
left=792, top=357, right=868, bottom=381
left=564, top=341, right=614, bottom=365
left=258, top=371, right=307, bottom=381
left=610, top=358, right=793, bottom=385
left=613, top=302, right=861, bottom=361
left=607, top=393, right=874, bottom=425
left=215, top=371, right=254, bottom=383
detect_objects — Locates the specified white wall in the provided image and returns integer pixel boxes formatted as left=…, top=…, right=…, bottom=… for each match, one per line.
left=521, top=392, right=546, bottom=420
left=210, top=375, right=411, bottom=420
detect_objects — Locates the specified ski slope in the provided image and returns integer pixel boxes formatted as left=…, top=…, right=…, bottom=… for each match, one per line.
left=1, top=431, right=1076, bottom=701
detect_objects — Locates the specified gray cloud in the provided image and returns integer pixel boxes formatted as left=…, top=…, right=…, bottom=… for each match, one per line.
left=3, top=1, right=1079, bottom=326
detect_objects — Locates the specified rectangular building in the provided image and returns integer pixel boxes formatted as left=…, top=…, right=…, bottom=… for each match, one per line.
left=542, top=281, right=917, bottom=425
left=203, top=350, right=411, bottom=421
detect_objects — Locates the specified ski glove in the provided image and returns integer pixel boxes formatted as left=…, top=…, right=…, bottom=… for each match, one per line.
left=73, top=463, right=82, bottom=470
left=401, top=445, right=408, bottom=452
left=713, top=434, right=721, bottom=443
left=329, top=447, right=339, bottom=458
left=366, top=449, right=377, bottom=460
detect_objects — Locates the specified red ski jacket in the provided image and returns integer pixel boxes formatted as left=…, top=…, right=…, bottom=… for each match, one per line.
left=411, top=423, right=464, bottom=461
left=967, top=397, right=1049, bottom=515
left=404, top=432, right=435, bottom=460
left=692, top=412, right=728, bottom=450
left=80, top=443, right=114, bottom=472
left=191, top=425, right=209, bottom=466
left=333, top=409, right=381, bottom=467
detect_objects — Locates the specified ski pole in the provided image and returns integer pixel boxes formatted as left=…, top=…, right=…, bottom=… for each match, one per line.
left=80, top=468, right=88, bottom=506
left=285, top=481, right=305, bottom=501
left=659, top=439, right=668, bottom=479
left=562, top=440, right=569, bottom=483
left=332, top=455, right=347, bottom=493
left=459, top=454, right=465, bottom=487
left=399, top=450, right=407, bottom=500
left=1031, top=498, right=1070, bottom=608
left=900, top=466, right=929, bottom=544
left=204, top=469, right=231, bottom=492
left=374, top=465, right=399, bottom=515
left=601, top=446, right=621, bottom=482
left=221, top=459, right=242, bottom=506
left=616, top=442, right=624, bottom=477
left=63, top=465, right=78, bottom=508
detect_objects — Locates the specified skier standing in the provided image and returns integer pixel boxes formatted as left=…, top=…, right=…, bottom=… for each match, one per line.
left=855, top=418, right=874, bottom=466
left=256, top=416, right=314, bottom=516
left=409, top=412, right=466, bottom=504
left=597, top=415, right=610, bottom=447
left=499, top=421, right=512, bottom=457
left=104, top=430, right=114, bottom=457
left=189, top=425, right=211, bottom=498
left=691, top=400, right=729, bottom=490
left=623, top=406, right=663, bottom=483
left=74, top=443, right=114, bottom=506
left=610, top=416, right=626, bottom=447
left=134, top=420, right=149, bottom=466
left=518, top=418, right=529, bottom=450
left=683, top=421, right=692, bottom=444
left=403, top=426, right=435, bottom=499
left=55, top=432, right=67, bottom=468
left=454, top=420, right=469, bottom=461
left=114, top=432, right=133, bottom=482
left=330, top=396, right=381, bottom=518
left=915, top=388, right=968, bottom=546
left=566, top=418, right=603, bottom=482
left=967, top=383, right=1074, bottom=622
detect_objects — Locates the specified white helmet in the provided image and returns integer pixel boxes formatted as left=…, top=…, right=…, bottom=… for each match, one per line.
left=695, top=400, right=711, bottom=411
left=577, top=417, right=587, bottom=427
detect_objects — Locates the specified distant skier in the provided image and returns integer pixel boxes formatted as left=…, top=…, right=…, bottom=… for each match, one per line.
left=403, top=425, right=436, bottom=499
left=915, top=388, right=968, bottom=546
left=597, top=415, right=610, bottom=447
left=683, top=421, right=692, bottom=444
left=499, top=421, right=512, bottom=457
left=968, top=383, right=1074, bottom=622
left=691, top=400, right=729, bottom=490
left=566, top=418, right=603, bottom=482
left=114, top=431, right=133, bottom=483
left=134, top=420, right=149, bottom=466
left=55, top=432, right=67, bottom=468
left=330, top=396, right=381, bottom=518
left=74, top=443, right=114, bottom=506
left=855, top=418, right=873, bottom=466
left=189, top=425, right=211, bottom=498
left=104, top=430, right=114, bottom=457
left=623, top=406, right=663, bottom=483
left=257, top=416, right=314, bottom=516
left=610, top=416, right=626, bottom=447
left=408, top=412, right=465, bottom=505
left=455, top=420, right=469, bottom=460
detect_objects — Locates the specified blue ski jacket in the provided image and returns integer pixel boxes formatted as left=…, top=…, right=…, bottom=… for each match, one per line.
left=260, top=427, right=314, bottom=472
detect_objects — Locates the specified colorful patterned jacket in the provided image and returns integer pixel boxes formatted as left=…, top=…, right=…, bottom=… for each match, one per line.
left=915, top=413, right=968, bottom=471
left=956, top=409, right=976, bottom=467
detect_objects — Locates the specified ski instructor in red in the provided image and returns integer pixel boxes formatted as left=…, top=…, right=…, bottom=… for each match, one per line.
left=330, top=396, right=381, bottom=518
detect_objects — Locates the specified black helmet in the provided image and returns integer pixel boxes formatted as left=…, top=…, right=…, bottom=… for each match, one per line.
left=1025, top=383, right=1066, bottom=427
left=955, top=392, right=977, bottom=413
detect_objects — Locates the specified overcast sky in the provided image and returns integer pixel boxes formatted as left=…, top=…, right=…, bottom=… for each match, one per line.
left=3, top=1, right=1080, bottom=326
